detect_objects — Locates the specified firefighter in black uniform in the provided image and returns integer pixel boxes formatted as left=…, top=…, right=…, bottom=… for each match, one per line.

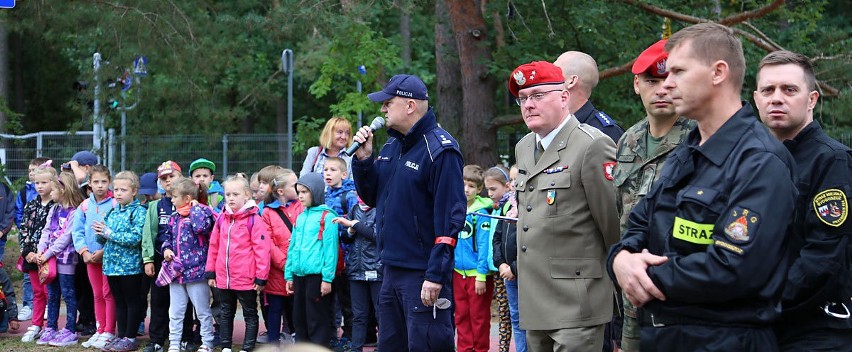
left=754, top=50, right=852, bottom=351
left=607, top=23, right=798, bottom=351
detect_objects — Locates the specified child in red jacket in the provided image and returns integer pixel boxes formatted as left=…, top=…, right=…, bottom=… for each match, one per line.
left=260, top=168, right=303, bottom=345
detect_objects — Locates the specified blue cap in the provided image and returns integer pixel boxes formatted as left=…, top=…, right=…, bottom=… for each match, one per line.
left=367, top=74, right=429, bottom=102
left=71, top=151, right=98, bottom=166
left=139, top=172, right=158, bottom=195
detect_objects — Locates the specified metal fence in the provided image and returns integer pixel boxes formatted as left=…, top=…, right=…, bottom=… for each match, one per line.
left=3, top=130, right=850, bottom=185
left=0, top=131, right=301, bottom=183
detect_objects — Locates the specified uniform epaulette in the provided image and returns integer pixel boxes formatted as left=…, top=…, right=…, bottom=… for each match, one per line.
left=578, top=123, right=607, bottom=139
left=424, top=128, right=460, bottom=161
left=595, top=111, right=616, bottom=127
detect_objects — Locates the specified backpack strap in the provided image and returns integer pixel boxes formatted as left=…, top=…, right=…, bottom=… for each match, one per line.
left=317, top=210, right=329, bottom=240
left=311, top=147, right=323, bottom=173
left=271, top=207, right=293, bottom=232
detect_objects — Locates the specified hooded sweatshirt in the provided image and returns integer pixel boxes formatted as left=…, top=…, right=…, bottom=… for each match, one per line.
left=454, top=195, right=493, bottom=281
left=72, top=194, right=117, bottom=255
left=285, top=173, right=339, bottom=283
left=38, top=205, right=79, bottom=275
left=205, top=199, right=271, bottom=291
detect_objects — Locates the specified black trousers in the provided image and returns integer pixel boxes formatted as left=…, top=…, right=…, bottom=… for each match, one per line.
left=640, top=324, right=778, bottom=352
left=107, top=274, right=147, bottom=339
left=74, top=255, right=95, bottom=326
left=148, top=258, right=194, bottom=345
left=220, top=288, right=259, bottom=351
left=293, top=274, right=335, bottom=347
left=333, top=272, right=352, bottom=339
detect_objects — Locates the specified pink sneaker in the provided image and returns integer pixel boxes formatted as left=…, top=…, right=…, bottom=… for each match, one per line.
left=36, top=327, right=58, bottom=345
left=49, top=328, right=79, bottom=346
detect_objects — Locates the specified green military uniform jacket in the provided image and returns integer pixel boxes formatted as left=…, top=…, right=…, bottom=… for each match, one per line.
left=613, top=117, right=696, bottom=235
left=612, top=116, right=695, bottom=352
left=515, top=115, right=619, bottom=331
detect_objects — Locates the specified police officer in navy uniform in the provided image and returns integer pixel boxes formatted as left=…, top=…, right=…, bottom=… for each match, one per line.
left=554, top=51, right=625, bottom=142
left=351, top=74, right=466, bottom=352
left=607, top=23, right=798, bottom=351
left=754, top=50, right=852, bottom=351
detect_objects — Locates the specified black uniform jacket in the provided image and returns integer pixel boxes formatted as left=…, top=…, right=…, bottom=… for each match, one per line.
left=607, top=102, right=798, bottom=326
left=779, top=121, right=852, bottom=331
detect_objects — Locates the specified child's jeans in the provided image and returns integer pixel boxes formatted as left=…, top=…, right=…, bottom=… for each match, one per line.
left=47, top=273, right=77, bottom=331
left=22, top=270, right=33, bottom=308
left=169, top=281, right=214, bottom=348
left=27, top=271, right=48, bottom=327
left=87, top=262, right=115, bottom=334
left=505, top=278, right=528, bottom=352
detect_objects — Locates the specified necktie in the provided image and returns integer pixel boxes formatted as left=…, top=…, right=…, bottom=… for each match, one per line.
left=535, top=141, right=544, bottom=163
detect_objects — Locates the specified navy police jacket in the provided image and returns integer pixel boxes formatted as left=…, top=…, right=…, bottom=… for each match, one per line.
left=352, top=108, right=467, bottom=285
left=575, top=101, right=624, bottom=143
left=607, top=102, right=798, bottom=325
left=778, top=121, right=852, bottom=331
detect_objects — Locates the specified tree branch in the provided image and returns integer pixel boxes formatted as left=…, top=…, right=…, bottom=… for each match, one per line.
left=717, top=0, right=784, bottom=26
left=600, top=59, right=636, bottom=80
left=619, top=0, right=841, bottom=97
left=490, top=114, right=523, bottom=128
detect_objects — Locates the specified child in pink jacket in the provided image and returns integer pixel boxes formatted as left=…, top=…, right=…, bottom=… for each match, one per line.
left=205, top=175, right=270, bottom=352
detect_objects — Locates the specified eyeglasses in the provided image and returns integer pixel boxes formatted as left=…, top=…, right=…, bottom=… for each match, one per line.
left=515, top=89, right=564, bottom=106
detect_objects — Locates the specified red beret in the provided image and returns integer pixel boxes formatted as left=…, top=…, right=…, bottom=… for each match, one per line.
left=507, top=61, right=565, bottom=97
left=632, top=39, right=668, bottom=77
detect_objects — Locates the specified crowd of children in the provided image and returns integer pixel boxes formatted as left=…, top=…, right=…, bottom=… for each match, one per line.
left=0, top=151, right=526, bottom=352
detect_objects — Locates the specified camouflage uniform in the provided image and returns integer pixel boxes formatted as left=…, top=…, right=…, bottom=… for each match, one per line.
left=612, top=116, right=695, bottom=351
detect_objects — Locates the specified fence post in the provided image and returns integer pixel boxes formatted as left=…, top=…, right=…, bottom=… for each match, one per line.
left=36, top=132, right=43, bottom=157
left=221, top=134, right=228, bottom=178
left=108, top=129, right=116, bottom=175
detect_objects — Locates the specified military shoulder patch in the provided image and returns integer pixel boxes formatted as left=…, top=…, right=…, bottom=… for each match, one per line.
left=603, top=161, right=616, bottom=181
left=723, top=207, right=760, bottom=243
left=813, top=189, right=847, bottom=227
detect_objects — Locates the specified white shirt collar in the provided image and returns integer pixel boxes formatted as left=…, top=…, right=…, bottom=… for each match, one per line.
left=535, top=113, right=574, bottom=150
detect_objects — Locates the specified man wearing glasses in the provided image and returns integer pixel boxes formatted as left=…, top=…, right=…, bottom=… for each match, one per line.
left=509, top=61, right=619, bottom=352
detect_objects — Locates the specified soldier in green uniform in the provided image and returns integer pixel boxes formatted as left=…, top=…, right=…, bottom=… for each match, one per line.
left=611, top=39, right=695, bottom=352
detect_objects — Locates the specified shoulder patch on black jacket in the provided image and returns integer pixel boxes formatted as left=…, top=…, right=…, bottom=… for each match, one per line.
left=425, top=129, right=460, bottom=161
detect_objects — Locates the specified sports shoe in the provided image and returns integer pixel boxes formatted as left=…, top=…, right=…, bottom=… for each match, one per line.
left=83, top=332, right=103, bottom=348
left=21, top=325, right=41, bottom=342
left=280, top=332, right=295, bottom=345
left=36, top=327, right=58, bottom=345
left=110, top=337, right=139, bottom=352
left=100, top=335, right=120, bottom=351
left=180, top=340, right=200, bottom=351
left=196, top=346, right=212, bottom=352
left=256, top=331, right=268, bottom=343
left=17, top=305, right=33, bottom=321
left=93, top=332, right=115, bottom=349
left=49, top=328, right=79, bottom=346
left=142, top=342, right=163, bottom=352
left=167, top=346, right=181, bottom=352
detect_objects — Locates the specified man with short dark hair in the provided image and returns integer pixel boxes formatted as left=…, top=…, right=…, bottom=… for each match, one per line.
left=351, top=74, right=466, bottom=352
left=607, top=23, right=798, bottom=351
left=611, top=39, right=695, bottom=352
left=754, top=50, right=852, bottom=351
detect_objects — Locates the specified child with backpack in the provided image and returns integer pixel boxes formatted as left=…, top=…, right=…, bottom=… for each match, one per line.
left=285, top=173, right=339, bottom=347
left=19, top=161, right=57, bottom=343
left=36, top=171, right=85, bottom=347
left=161, top=178, right=217, bottom=352
left=72, top=165, right=118, bottom=349
left=205, top=174, right=270, bottom=352
left=261, top=168, right=303, bottom=345
left=95, top=171, right=148, bottom=352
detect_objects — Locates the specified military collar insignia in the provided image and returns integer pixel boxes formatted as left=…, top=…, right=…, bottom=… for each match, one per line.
left=813, top=189, right=847, bottom=227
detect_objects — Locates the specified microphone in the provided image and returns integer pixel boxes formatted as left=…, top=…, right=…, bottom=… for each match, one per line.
left=344, top=116, right=385, bottom=156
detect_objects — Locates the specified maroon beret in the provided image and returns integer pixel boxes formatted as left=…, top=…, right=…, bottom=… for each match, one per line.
left=632, top=39, right=668, bottom=78
left=507, top=61, right=565, bottom=97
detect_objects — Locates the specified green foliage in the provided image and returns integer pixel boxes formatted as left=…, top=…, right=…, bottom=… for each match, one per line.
left=2, top=0, right=849, bottom=153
